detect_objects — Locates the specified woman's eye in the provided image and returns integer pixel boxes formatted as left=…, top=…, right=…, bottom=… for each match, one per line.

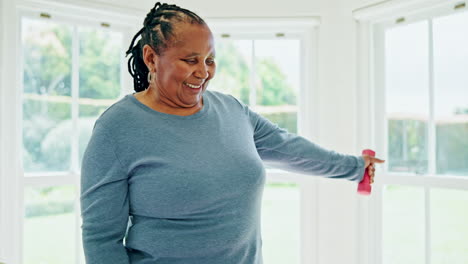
left=183, top=59, right=197, bottom=64
left=206, top=59, right=215, bottom=65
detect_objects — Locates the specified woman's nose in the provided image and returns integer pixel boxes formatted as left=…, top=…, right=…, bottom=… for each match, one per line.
left=194, top=64, right=209, bottom=79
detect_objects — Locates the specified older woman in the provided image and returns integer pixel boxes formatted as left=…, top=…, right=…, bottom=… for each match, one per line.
left=80, top=2, right=384, bottom=264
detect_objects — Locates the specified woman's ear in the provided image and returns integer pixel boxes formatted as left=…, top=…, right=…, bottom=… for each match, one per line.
left=142, top=44, right=158, bottom=72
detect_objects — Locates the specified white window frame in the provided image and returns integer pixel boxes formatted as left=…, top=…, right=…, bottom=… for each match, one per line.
left=0, top=1, right=320, bottom=263
left=353, top=1, right=468, bottom=264
left=1, top=1, right=137, bottom=263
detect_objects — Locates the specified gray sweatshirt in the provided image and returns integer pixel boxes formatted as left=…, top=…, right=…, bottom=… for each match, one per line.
left=80, top=90, right=365, bottom=264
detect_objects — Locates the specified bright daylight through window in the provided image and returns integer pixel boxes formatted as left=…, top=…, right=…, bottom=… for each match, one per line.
left=381, top=9, right=468, bottom=264
left=21, top=16, right=123, bottom=264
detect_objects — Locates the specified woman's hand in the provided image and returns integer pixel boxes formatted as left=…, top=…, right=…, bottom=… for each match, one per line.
left=362, top=155, right=385, bottom=184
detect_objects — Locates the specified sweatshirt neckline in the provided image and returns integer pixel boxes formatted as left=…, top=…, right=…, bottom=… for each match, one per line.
left=127, top=92, right=210, bottom=120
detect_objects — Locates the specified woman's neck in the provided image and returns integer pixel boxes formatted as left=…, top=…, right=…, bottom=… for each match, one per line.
left=134, top=88, right=203, bottom=116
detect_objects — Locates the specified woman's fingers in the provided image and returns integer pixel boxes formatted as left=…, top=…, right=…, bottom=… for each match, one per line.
left=368, top=158, right=384, bottom=184
left=362, top=155, right=385, bottom=185
left=362, top=155, right=385, bottom=167
left=368, top=166, right=375, bottom=184
left=371, top=157, right=385, bottom=163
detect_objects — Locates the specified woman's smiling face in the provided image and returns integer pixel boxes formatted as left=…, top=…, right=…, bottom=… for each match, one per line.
left=152, top=23, right=216, bottom=109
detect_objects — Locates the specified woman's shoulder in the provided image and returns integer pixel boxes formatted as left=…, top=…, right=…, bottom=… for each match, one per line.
left=205, top=90, right=247, bottom=111
left=93, top=94, right=136, bottom=129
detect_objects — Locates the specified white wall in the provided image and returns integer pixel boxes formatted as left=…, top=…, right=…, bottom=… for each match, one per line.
left=0, top=0, right=4, bottom=258
left=1, top=0, right=22, bottom=262
left=0, top=0, right=384, bottom=263
left=89, top=0, right=322, bottom=17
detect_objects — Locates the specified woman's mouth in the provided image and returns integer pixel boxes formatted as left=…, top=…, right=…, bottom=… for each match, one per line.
left=184, top=82, right=203, bottom=89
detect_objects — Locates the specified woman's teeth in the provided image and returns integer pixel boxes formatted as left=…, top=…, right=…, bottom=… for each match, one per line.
left=185, top=82, right=201, bottom=89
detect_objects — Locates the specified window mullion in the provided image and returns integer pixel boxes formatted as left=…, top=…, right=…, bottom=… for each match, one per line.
left=71, top=26, right=80, bottom=174
left=71, top=25, right=81, bottom=264
left=428, top=19, right=436, bottom=175
left=22, top=174, right=76, bottom=186
left=426, top=19, right=435, bottom=264
left=425, top=187, right=432, bottom=264
left=250, top=40, right=257, bottom=108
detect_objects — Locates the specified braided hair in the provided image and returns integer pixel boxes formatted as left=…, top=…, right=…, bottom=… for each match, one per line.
left=125, top=2, right=206, bottom=92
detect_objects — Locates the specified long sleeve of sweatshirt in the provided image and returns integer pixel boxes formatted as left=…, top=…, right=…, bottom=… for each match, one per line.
left=80, top=122, right=130, bottom=264
left=242, top=100, right=365, bottom=182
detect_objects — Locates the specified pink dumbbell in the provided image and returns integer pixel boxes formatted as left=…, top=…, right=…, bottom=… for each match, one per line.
left=357, top=149, right=375, bottom=196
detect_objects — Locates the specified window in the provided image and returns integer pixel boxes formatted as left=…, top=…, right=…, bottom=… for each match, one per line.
left=3, top=8, right=317, bottom=263
left=382, top=10, right=468, bottom=263
left=356, top=2, right=468, bottom=264
left=210, top=34, right=303, bottom=264
left=21, top=14, right=126, bottom=264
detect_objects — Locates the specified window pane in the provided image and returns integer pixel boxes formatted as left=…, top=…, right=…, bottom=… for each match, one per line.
left=431, top=188, right=468, bottom=263
left=385, top=21, right=429, bottom=174
left=383, top=185, right=425, bottom=264
left=22, top=18, right=72, bottom=172
left=209, top=39, right=252, bottom=104
left=78, top=27, right=122, bottom=166
left=433, top=12, right=468, bottom=176
left=254, top=39, right=299, bottom=134
left=261, top=182, right=300, bottom=264
left=23, top=185, right=76, bottom=264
